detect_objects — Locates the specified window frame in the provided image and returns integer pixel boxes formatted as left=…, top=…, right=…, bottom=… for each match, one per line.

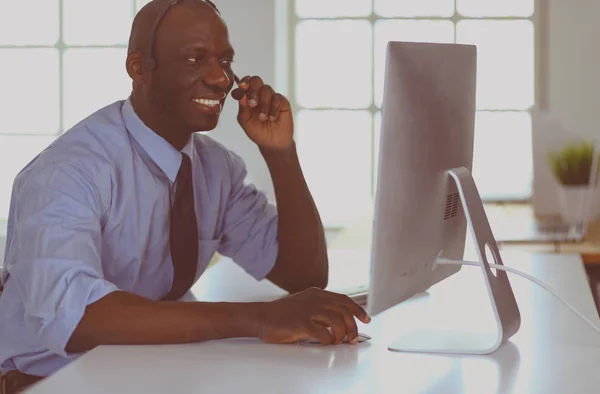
left=0, top=0, right=139, bottom=138
left=286, top=0, right=547, bottom=206
left=0, top=0, right=145, bottom=223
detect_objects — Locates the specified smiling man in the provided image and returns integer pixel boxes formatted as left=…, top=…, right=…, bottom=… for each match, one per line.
left=0, top=0, right=370, bottom=392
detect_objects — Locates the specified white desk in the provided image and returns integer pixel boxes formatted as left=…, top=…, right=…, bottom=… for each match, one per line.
left=28, top=251, right=600, bottom=394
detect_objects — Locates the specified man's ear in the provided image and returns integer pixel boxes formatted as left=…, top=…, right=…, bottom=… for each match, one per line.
left=126, top=50, right=148, bottom=84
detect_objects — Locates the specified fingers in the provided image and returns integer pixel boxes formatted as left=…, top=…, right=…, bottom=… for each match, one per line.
left=312, top=310, right=347, bottom=345
left=268, top=94, right=286, bottom=122
left=258, top=85, right=274, bottom=122
left=324, top=304, right=359, bottom=344
left=324, top=291, right=371, bottom=324
left=238, top=75, right=250, bottom=87
left=232, top=75, right=289, bottom=123
left=231, top=75, right=250, bottom=101
left=247, top=76, right=263, bottom=108
left=260, top=288, right=371, bottom=347
left=307, top=322, right=333, bottom=345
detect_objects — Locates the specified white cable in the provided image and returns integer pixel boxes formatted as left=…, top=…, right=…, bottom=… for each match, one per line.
left=436, top=258, right=600, bottom=336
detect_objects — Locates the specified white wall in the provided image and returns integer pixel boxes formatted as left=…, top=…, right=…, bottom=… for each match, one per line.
left=533, top=0, right=600, bottom=215
left=546, top=0, right=600, bottom=138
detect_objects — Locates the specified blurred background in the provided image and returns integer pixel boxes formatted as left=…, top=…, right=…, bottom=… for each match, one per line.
left=2, top=0, right=600, bottom=295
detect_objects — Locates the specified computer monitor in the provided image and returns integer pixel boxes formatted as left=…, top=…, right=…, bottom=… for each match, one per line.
left=367, top=41, right=520, bottom=355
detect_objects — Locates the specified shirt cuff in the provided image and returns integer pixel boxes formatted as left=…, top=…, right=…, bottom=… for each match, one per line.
left=245, top=242, right=278, bottom=281
left=34, top=275, right=119, bottom=358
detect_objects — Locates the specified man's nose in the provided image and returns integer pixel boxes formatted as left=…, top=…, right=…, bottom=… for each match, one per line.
left=204, top=64, right=231, bottom=89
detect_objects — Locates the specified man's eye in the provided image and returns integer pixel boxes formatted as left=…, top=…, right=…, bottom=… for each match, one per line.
left=220, top=59, right=233, bottom=68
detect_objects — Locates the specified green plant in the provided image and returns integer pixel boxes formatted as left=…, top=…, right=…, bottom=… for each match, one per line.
left=548, top=141, right=600, bottom=186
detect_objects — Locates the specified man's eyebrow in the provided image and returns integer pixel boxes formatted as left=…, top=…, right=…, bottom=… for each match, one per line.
left=222, top=48, right=235, bottom=57
left=177, top=46, right=235, bottom=57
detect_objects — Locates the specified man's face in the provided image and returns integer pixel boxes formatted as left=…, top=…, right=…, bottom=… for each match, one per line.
left=146, top=3, right=235, bottom=132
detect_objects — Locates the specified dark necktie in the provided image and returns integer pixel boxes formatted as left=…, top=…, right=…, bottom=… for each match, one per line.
left=163, top=153, right=199, bottom=301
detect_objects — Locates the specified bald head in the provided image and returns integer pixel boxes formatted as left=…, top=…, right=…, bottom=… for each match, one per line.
left=128, top=0, right=221, bottom=61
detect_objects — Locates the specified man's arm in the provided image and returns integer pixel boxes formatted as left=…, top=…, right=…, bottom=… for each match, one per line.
left=229, top=75, right=328, bottom=294
left=68, top=287, right=370, bottom=352
left=261, top=144, right=328, bottom=293
left=66, top=291, right=260, bottom=353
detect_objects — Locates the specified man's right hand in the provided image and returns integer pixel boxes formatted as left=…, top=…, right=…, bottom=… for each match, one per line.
left=255, top=287, right=371, bottom=345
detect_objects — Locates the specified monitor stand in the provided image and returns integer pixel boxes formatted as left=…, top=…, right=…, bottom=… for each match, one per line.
left=388, top=166, right=521, bottom=355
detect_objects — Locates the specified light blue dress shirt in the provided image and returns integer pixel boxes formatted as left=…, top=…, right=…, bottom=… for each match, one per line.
left=0, top=98, right=278, bottom=376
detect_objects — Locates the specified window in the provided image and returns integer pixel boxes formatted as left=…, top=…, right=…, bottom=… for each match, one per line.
left=292, top=0, right=537, bottom=227
left=0, top=0, right=151, bottom=221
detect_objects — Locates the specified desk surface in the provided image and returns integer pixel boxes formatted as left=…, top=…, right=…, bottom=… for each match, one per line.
left=28, top=251, right=600, bottom=394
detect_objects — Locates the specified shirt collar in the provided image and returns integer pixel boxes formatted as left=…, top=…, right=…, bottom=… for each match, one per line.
left=121, top=98, right=194, bottom=183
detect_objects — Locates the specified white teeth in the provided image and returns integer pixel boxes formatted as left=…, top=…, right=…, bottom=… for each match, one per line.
left=193, top=98, right=220, bottom=107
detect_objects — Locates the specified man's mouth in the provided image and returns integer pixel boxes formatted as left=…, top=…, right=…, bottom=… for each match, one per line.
left=193, top=98, right=221, bottom=107
left=192, top=97, right=224, bottom=114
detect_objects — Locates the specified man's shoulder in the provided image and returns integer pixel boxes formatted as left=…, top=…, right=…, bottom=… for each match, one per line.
left=15, top=101, right=131, bottom=187
left=59, top=100, right=130, bottom=155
